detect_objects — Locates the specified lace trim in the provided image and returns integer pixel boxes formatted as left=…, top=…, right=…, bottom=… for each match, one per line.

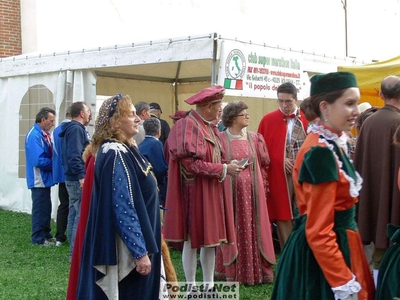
left=310, top=121, right=362, bottom=197
left=102, top=142, right=128, bottom=153
left=309, top=122, right=352, bottom=155
left=226, top=128, right=245, bottom=139
left=331, top=274, right=361, bottom=300
left=308, top=121, right=341, bottom=141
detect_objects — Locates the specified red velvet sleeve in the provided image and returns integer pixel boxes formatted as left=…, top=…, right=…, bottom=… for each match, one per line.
left=169, top=117, right=223, bottom=179
left=254, top=132, right=270, bottom=167
left=252, top=132, right=270, bottom=194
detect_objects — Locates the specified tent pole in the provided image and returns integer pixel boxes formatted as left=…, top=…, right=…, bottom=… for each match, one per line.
left=173, top=61, right=182, bottom=113
left=211, top=32, right=218, bottom=85
left=342, top=0, right=348, bottom=57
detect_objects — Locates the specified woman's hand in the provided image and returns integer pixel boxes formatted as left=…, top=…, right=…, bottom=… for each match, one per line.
left=227, top=162, right=245, bottom=176
left=136, top=255, right=151, bottom=276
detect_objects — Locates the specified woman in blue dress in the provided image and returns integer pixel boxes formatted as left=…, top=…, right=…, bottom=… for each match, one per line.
left=76, top=94, right=161, bottom=299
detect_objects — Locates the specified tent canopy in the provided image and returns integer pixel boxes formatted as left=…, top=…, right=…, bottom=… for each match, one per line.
left=338, top=55, right=400, bottom=107
left=0, top=34, right=218, bottom=83
left=0, top=33, right=365, bottom=215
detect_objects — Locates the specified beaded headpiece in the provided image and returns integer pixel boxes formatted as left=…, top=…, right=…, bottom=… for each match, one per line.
left=95, top=93, right=123, bottom=131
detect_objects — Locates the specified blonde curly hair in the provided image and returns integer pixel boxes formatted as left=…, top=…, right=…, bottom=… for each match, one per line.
left=91, top=94, right=135, bottom=154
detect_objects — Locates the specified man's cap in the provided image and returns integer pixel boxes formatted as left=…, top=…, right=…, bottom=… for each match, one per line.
left=149, top=102, right=162, bottom=113
left=169, top=110, right=189, bottom=120
left=310, top=72, right=358, bottom=96
left=185, top=85, right=225, bottom=105
left=358, top=102, right=372, bottom=113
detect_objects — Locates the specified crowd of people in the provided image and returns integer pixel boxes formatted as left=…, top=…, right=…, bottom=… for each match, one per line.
left=23, top=72, right=400, bottom=299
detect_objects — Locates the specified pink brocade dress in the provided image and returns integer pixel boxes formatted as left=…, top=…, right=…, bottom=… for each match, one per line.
left=216, top=132, right=276, bottom=285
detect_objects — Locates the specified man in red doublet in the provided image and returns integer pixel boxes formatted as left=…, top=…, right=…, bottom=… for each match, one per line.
left=163, top=85, right=243, bottom=292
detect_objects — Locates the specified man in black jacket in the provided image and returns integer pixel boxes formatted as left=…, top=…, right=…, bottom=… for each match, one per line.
left=59, top=101, right=91, bottom=262
left=150, top=102, right=170, bottom=145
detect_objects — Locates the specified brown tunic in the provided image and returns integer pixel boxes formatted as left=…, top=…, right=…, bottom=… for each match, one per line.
left=354, top=105, right=400, bottom=249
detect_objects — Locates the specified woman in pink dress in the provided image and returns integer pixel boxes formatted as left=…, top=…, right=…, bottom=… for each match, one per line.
left=216, top=100, right=276, bottom=285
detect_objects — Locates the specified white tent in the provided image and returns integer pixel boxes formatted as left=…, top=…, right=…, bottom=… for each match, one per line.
left=0, top=33, right=362, bottom=215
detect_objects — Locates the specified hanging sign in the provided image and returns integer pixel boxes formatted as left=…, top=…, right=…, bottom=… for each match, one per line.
left=218, top=40, right=305, bottom=99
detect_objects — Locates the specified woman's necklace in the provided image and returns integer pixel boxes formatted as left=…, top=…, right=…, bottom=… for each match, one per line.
left=124, top=143, right=152, bottom=176
left=226, top=128, right=244, bottom=139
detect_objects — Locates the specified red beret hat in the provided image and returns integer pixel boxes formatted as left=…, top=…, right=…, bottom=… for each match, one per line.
left=185, top=85, right=225, bottom=105
left=169, top=110, right=189, bottom=120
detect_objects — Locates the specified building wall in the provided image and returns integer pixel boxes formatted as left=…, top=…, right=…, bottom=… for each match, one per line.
left=0, top=0, right=22, bottom=58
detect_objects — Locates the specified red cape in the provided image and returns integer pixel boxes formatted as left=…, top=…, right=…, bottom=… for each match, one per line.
left=258, top=109, right=308, bottom=220
left=66, top=153, right=95, bottom=300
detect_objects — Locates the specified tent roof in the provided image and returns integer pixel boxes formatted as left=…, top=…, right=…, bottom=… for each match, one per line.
left=0, top=33, right=218, bottom=83
left=1, top=32, right=368, bottom=83
left=338, top=55, right=400, bottom=106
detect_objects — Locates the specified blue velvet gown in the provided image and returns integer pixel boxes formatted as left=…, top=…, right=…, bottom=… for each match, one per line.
left=76, top=141, right=161, bottom=300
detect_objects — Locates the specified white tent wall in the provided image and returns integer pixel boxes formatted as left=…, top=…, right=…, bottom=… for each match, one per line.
left=0, top=70, right=96, bottom=216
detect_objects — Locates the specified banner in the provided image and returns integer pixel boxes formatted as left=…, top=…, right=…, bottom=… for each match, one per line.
left=218, top=40, right=305, bottom=100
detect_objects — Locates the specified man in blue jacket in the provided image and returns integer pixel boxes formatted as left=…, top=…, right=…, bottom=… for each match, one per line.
left=51, top=106, right=71, bottom=246
left=25, top=107, right=56, bottom=246
left=139, top=117, right=168, bottom=208
left=59, top=101, right=91, bottom=261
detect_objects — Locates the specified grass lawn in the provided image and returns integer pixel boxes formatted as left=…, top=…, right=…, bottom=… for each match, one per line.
left=0, top=209, right=274, bottom=299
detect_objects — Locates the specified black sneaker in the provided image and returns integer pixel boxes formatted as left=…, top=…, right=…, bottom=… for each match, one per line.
left=32, top=240, right=55, bottom=246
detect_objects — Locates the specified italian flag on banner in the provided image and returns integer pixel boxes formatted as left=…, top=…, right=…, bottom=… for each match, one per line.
left=224, top=78, right=243, bottom=90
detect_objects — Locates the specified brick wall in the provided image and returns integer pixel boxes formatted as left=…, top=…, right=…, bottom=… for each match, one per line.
left=0, top=0, right=22, bottom=58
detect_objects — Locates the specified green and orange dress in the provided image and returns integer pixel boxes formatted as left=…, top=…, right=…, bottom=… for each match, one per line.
left=271, top=122, right=375, bottom=300
left=376, top=223, right=400, bottom=299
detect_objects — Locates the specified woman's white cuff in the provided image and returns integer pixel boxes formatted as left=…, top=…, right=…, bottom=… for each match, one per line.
left=331, top=274, right=361, bottom=300
left=219, top=164, right=227, bottom=182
